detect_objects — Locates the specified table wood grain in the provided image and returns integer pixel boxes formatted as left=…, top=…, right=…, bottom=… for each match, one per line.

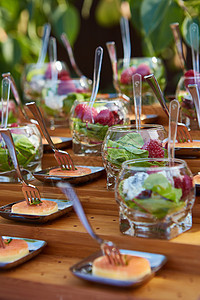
left=0, top=104, right=200, bottom=300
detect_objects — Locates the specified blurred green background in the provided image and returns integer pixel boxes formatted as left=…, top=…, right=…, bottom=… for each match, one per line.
left=0, top=0, right=200, bottom=96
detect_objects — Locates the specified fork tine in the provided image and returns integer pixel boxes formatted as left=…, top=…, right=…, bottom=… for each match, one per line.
left=177, top=126, right=192, bottom=143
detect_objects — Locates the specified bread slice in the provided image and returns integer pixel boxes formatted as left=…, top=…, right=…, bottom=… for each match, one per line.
left=0, top=239, right=29, bottom=262
left=12, top=200, right=58, bottom=216
left=92, top=255, right=151, bottom=281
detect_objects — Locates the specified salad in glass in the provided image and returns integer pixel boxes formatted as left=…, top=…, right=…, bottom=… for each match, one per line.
left=0, top=123, right=43, bottom=182
left=102, top=124, right=167, bottom=189
left=70, top=96, right=130, bottom=155
left=115, top=158, right=194, bottom=239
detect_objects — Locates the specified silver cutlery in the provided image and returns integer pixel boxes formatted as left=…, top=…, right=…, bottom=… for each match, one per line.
left=58, top=182, right=124, bottom=266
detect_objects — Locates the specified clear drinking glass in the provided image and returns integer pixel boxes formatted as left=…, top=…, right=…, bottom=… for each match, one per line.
left=0, top=123, right=43, bottom=182
left=102, top=124, right=167, bottom=189
left=117, top=57, right=166, bottom=103
left=21, top=61, right=69, bottom=102
left=41, top=78, right=91, bottom=129
left=115, top=158, right=194, bottom=239
left=70, top=96, right=130, bottom=156
left=176, top=74, right=200, bottom=130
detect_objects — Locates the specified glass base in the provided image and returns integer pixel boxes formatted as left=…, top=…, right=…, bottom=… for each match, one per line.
left=119, top=207, right=192, bottom=240
left=0, top=162, right=41, bottom=183
left=72, top=140, right=102, bottom=156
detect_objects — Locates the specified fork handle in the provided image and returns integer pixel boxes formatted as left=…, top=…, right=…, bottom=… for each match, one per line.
left=2, top=72, right=30, bottom=122
left=168, top=99, right=180, bottom=161
left=61, top=33, right=83, bottom=78
left=26, top=102, right=56, bottom=151
left=106, top=41, right=121, bottom=94
left=0, top=129, right=27, bottom=184
left=59, top=182, right=103, bottom=245
left=170, top=23, right=187, bottom=73
left=144, top=74, right=169, bottom=117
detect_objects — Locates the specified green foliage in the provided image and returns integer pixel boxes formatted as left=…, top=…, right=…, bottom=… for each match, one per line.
left=0, top=0, right=80, bottom=90
left=129, top=0, right=199, bottom=56
left=95, top=0, right=121, bottom=27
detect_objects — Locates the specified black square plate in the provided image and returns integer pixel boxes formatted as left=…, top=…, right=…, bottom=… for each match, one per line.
left=70, top=249, right=167, bottom=288
left=43, top=137, right=72, bottom=153
left=0, top=198, right=73, bottom=223
left=33, top=166, right=105, bottom=184
left=0, top=236, right=47, bottom=269
left=175, top=140, right=200, bottom=158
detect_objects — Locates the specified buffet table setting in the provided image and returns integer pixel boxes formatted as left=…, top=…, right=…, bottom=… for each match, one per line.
left=0, top=18, right=200, bottom=300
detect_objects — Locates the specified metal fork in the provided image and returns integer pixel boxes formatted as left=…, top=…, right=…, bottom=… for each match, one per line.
left=0, top=128, right=42, bottom=205
left=144, top=74, right=192, bottom=143
left=26, top=102, right=76, bottom=170
left=2, top=72, right=30, bottom=122
left=58, top=182, right=125, bottom=266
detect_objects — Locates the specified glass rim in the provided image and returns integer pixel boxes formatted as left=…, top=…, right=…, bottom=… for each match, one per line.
left=117, top=56, right=161, bottom=63
left=121, top=157, right=187, bottom=171
left=6, top=123, right=38, bottom=130
left=107, top=124, right=165, bottom=132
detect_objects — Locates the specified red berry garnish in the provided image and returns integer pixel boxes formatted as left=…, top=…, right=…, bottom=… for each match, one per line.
left=75, top=104, right=88, bottom=119
left=112, top=110, right=123, bottom=125
left=142, top=139, right=164, bottom=158
left=120, top=66, right=136, bottom=84
left=58, top=70, right=70, bottom=80
left=135, top=63, right=151, bottom=79
left=94, top=109, right=115, bottom=126
left=174, top=175, right=193, bottom=199
left=82, top=106, right=98, bottom=123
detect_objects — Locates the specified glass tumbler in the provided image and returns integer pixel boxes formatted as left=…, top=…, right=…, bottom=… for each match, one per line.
left=117, top=57, right=166, bottom=104
left=0, top=123, right=43, bottom=182
left=176, top=74, right=200, bottom=130
left=115, top=158, right=195, bottom=239
left=102, top=124, right=167, bottom=189
left=70, top=96, right=130, bottom=156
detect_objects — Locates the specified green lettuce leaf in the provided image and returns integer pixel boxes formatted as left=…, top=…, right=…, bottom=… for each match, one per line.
left=0, top=134, right=37, bottom=172
left=106, top=132, right=149, bottom=167
left=143, top=173, right=182, bottom=202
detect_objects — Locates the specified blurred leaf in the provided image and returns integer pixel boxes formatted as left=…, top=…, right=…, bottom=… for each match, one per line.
left=130, top=0, right=143, bottom=32
left=50, top=3, right=80, bottom=46
left=1, top=36, right=22, bottom=65
left=95, top=0, right=121, bottom=27
left=182, top=16, right=200, bottom=49
left=141, top=0, right=170, bottom=36
left=148, top=1, right=185, bottom=55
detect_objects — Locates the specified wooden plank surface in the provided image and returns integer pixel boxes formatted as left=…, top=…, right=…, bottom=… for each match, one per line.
left=1, top=105, right=200, bottom=300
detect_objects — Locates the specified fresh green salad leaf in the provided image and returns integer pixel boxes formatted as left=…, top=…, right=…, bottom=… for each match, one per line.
left=106, top=132, right=149, bottom=167
left=0, top=134, right=37, bottom=172
left=118, top=172, right=184, bottom=219
left=72, top=117, right=109, bottom=141
left=143, top=173, right=182, bottom=202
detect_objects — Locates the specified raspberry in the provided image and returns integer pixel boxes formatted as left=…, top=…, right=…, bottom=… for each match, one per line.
left=174, top=175, right=193, bottom=199
left=82, top=106, right=98, bottom=123
left=142, top=139, right=164, bottom=158
left=74, top=104, right=98, bottom=122
left=58, top=70, right=70, bottom=80
left=135, top=63, right=151, bottom=79
left=184, top=69, right=196, bottom=88
left=94, top=109, right=115, bottom=126
left=120, top=66, right=136, bottom=84
left=75, top=104, right=88, bottom=119
left=112, top=110, right=123, bottom=125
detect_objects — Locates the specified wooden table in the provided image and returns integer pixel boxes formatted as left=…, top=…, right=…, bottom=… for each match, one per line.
left=0, top=105, right=200, bottom=300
